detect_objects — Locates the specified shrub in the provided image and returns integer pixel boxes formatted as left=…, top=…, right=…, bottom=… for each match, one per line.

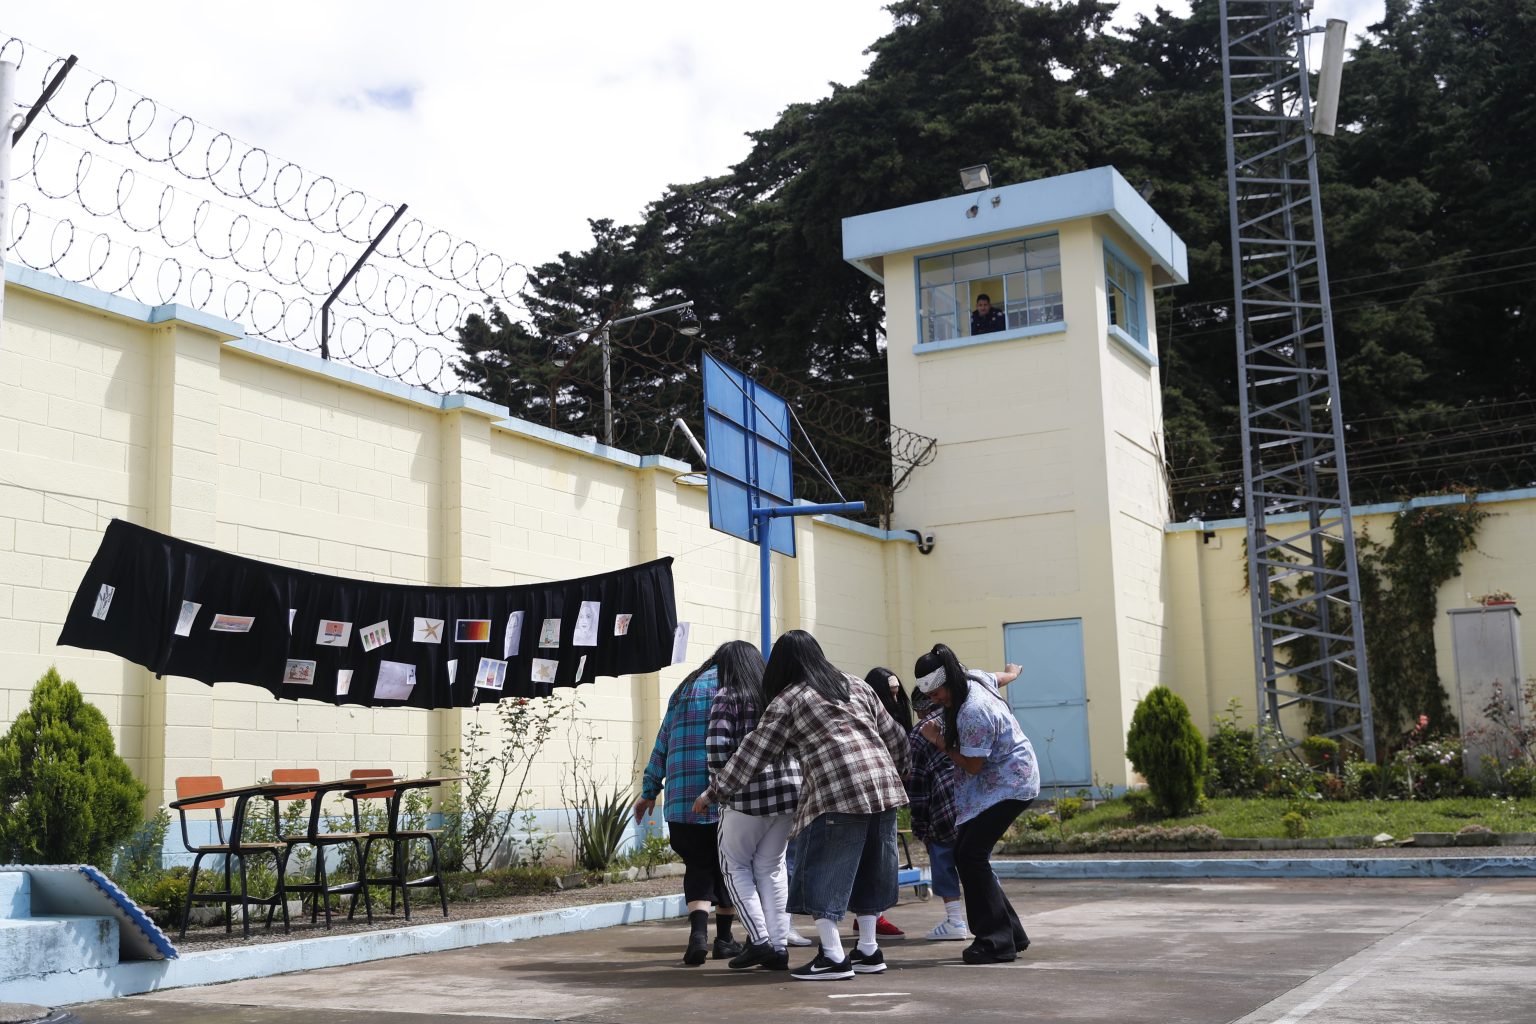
left=1122, top=789, right=1160, bottom=822
left=0, top=668, right=148, bottom=866
left=1054, top=796, right=1084, bottom=822
left=1342, top=760, right=1384, bottom=799
left=1207, top=720, right=1261, bottom=797
left=1024, top=812, right=1055, bottom=832
left=1125, top=687, right=1208, bottom=817
left=1501, top=764, right=1536, bottom=798
left=1282, top=811, right=1307, bottom=838
left=1300, top=736, right=1340, bottom=770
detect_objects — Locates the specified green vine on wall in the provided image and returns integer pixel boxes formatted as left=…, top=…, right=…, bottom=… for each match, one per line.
left=1273, top=500, right=1487, bottom=760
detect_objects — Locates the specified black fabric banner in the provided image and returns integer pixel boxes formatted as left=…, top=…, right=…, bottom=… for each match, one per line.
left=58, top=519, right=679, bottom=708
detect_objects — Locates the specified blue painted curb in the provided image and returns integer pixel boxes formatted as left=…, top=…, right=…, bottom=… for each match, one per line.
left=991, top=856, right=1536, bottom=879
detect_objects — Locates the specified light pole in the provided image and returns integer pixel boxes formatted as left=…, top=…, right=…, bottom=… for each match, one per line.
left=557, top=300, right=699, bottom=447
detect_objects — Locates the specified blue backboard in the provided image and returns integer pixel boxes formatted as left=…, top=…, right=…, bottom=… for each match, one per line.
left=701, top=353, right=796, bottom=557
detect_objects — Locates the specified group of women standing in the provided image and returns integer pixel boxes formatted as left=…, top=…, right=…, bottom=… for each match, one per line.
left=636, top=631, right=1040, bottom=981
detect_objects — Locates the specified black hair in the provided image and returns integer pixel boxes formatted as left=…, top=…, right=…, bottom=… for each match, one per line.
left=861, top=667, right=914, bottom=731
left=976, top=293, right=991, bottom=303
left=713, top=639, right=767, bottom=714
left=913, top=643, right=970, bottom=749
left=762, top=630, right=849, bottom=705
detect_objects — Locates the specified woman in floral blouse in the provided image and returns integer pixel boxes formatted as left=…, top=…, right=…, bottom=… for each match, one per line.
left=914, top=643, right=1036, bottom=964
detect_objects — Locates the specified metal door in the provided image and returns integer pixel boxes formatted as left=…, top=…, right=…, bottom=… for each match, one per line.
left=1003, top=618, right=1090, bottom=789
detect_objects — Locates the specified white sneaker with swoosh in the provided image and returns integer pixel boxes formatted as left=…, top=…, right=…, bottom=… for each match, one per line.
left=790, top=951, right=854, bottom=981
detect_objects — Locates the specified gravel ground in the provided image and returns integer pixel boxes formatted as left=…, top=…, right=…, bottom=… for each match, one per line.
left=171, top=844, right=1535, bottom=952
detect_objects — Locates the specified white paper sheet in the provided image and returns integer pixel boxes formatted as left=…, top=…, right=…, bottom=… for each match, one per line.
left=671, top=622, right=691, bottom=665
left=504, top=611, right=525, bottom=657
left=573, top=600, right=601, bottom=647
left=174, top=601, right=201, bottom=637
left=375, top=660, right=417, bottom=700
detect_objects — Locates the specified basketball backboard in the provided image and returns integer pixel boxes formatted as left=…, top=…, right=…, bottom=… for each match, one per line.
left=701, top=352, right=796, bottom=557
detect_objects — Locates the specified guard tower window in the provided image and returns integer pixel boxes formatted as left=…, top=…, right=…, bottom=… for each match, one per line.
left=918, top=233, right=1063, bottom=344
left=1104, top=245, right=1145, bottom=347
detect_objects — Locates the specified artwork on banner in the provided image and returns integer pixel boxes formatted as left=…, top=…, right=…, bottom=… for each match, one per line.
left=337, top=669, right=353, bottom=696
left=211, top=614, right=255, bottom=633
left=412, top=617, right=444, bottom=644
left=92, top=584, right=115, bottom=620
left=573, top=601, right=601, bottom=647
left=447, top=659, right=458, bottom=685
left=613, top=613, right=632, bottom=637
left=316, top=619, right=353, bottom=647
left=575, top=655, right=588, bottom=680
left=504, top=611, right=524, bottom=657
left=539, top=618, right=561, bottom=648
left=531, top=658, right=558, bottom=684
left=359, top=620, right=392, bottom=652
left=456, top=619, right=492, bottom=643
left=671, top=622, right=691, bottom=665
left=376, top=661, right=417, bottom=701
left=174, top=601, right=201, bottom=637
left=475, top=657, right=508, bottom=691
left=284, top=659, right=316, bottom=685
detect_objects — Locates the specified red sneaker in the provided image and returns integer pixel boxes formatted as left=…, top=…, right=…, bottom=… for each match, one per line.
left=875, top=915, right=904, bottom=937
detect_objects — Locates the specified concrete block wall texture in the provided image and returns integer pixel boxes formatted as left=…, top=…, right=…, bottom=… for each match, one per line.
left=0, top=270, right=914, bottom=842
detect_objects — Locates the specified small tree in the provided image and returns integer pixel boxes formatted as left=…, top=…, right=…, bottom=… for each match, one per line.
left=1125, top=686, right=1208, bottom=817
left=0, top=668, right=148, bottom=866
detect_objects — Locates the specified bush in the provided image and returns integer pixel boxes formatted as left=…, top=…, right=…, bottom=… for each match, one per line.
left=1342, top=760, right=1384, bottom=799
left=0, top=668, right=148, bottom=866
left=1122, top=789, right=1160, bottom=822
left=1055, top=796, right=1084, bottom=822
left=1282, top=811, right=1308, bottom=838
left=1125, top=687, right=1208, bottom=817
left=1300, top=736, right=1341, bottom=770
left=1024, top=812, right=1055, bottom=832
left=1207, top=722, right=1261, bottom=797
left=1501, top=764, right=1536, bottom=798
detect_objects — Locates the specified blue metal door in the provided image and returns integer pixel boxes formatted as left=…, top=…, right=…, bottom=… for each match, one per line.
left=1003, top=619, right=1090, bottom=790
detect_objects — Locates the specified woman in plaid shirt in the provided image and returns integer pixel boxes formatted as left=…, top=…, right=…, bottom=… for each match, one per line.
left=705, top=640, right=802, bottom=971
left=634, top=656, right=740, bottom=965
left=695, top=630, right=911, bottom=982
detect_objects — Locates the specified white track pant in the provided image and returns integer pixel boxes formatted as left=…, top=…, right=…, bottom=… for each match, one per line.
left=716, top=805, right=793, bottom=950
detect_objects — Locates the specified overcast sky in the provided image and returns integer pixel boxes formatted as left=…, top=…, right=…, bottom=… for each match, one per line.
left=4, top=0, right=1386, bottom=272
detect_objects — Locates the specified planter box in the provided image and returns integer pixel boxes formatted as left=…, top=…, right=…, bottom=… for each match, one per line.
left=1450, top=832, right=1498, bottom=847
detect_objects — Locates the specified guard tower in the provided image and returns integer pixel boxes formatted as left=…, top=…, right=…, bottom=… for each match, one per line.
left=843, top=167, right=1188, bottom=788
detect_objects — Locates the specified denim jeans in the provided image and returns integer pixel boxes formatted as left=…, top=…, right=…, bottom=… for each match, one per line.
left=788, top=808, right=899, bottom=922
left=925, top=839, right=961, bottom=901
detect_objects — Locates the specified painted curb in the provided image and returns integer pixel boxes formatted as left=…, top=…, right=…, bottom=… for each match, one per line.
left=11, top=892, right=684, bottom=1008
left=992, top=856, right=1536, bottom=880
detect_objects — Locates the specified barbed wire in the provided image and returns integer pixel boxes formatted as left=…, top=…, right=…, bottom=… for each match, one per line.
left=2, top=31, right=529, bottom=392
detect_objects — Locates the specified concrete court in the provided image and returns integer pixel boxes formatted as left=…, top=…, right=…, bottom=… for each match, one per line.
left=73, top=876, right=1536, bottom=1024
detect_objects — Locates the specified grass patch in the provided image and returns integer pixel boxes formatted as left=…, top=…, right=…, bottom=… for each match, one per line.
left=1044, top=796, right=1536, bottom=840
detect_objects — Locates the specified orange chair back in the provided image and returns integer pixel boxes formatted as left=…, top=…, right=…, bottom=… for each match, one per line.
left=350, top=767, right=396, bottom=800
left=271, top=767, right=321, bottom=802
left=175, top=775, right=227, bottom=811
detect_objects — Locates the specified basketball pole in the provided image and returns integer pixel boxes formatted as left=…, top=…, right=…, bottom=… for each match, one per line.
left=752, top=500, right=864, bottom=658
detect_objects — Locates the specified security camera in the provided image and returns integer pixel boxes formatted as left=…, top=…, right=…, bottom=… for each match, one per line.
left=908, top=530, right=936, bottom=555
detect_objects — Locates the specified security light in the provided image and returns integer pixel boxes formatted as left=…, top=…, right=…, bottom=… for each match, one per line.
left=676, top=307, right=702, bottom=336
left=959, top=164, right=991, bottom=191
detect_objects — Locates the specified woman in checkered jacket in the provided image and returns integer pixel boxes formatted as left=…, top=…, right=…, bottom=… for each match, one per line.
left=705, top=640, right=803, bottom=971
left=696, top=630, right=912, bottom=982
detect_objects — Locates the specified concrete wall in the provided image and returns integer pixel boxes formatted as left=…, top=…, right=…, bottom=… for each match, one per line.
left=0, top=268, right=913, bottom=841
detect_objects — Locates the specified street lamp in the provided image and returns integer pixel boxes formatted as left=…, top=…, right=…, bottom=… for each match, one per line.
left=557, top=300, right=697, bottom=447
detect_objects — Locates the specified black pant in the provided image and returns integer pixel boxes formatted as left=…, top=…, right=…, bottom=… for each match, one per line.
left=668, top=820, right=733, bottom=908
left=954, top=798, right=1030, bottom=957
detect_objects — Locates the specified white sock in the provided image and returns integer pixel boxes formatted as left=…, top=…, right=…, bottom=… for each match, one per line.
left=856, top=914, right=879, bottom=954
left=945, top=900, right=966, bottom=927
left=816, top=917, right=844, bottom=961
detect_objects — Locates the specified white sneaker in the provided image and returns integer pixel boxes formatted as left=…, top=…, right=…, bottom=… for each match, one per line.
left=786, top=929, right=815, bottom=947
left=925, top=920, right=973, bottom=941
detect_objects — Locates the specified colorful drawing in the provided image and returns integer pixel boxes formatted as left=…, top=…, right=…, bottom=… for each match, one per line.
left=174, top=601, right=201, bottom=637
left=456, top=619, right=492, bottom=643
left=211, top=614, right=255, bottom=633
left=531, top=658, right=559, bottom=684
left=283, top=659, right=316, bottom=685
left=92, top=584, right=115, bottom=621
left=360, top=620, right=392, bottom=652
left=337, top=669, right=353, bottom=696
left=412, top=617, right=444, bottom=644
left=538, top=618, right=561, bottom=648
left=504, top=611, right=525, bottom=657
left=573, top=601, right=601, bottom=647
left=375, top=660, right=417, bottom=701
left=475, top=657, right=508, bottom=691
left=613, top=613, right=632, bottom=637
left=315, top=619, right=353, bottom=647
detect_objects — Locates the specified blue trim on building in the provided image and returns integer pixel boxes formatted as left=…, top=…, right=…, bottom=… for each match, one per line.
left=842, top=166, right=1189, bottom=287
left=913, top=320, right=1069, bottom=355
left=7, top=262, right=246, bottom=338
left=1167, top=487, right=1536, bottom=533
left=1108, top=325, right=1158, bottom=366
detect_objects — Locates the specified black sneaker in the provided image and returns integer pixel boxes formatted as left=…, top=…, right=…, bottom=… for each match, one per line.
left=791, top=951, right=854, bottom=981
left=728, top=940, right=778, bottom=970
left=712, top=937, right=744, bottom=960
left=961, top=944, right=1016, bottom=965
left=683, top=931, right=709, bottom=966
left=847, top=947, right=887, bottom=974
left=768, top=948, right=790, bottom=971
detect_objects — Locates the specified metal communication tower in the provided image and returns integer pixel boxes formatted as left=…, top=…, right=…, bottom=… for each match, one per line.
left=1218, top=0, right=1376, bottom=761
